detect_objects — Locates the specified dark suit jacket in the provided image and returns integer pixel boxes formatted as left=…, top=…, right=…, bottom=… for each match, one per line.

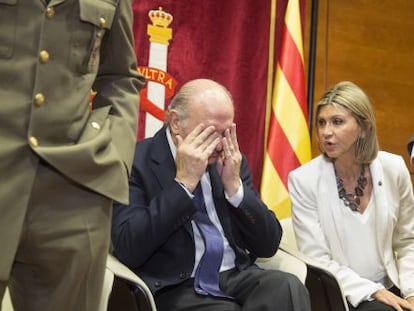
left=112, top=127, right=282, bottom=294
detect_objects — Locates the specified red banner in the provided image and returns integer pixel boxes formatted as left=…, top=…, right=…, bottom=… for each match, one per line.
left=132, top=0, right=306, bottom=190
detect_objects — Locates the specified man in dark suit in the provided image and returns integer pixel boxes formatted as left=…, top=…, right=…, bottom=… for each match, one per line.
left=112, top=79, right=311, bottom=311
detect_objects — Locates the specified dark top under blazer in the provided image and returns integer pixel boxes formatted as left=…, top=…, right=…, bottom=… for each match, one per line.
left=111, top=126, right=282, bottom=294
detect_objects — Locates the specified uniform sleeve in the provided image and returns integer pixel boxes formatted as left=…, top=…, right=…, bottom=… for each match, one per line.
left=92, top=0, right=146, bottom=175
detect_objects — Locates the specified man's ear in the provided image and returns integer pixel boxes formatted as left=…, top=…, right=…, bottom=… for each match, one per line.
left=168, top=109, right=180, bottom=135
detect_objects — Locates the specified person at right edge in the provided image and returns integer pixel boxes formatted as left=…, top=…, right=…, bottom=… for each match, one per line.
left=288, top=81, right=414, bottom=311
left=407, top=134, right=414, bottom=165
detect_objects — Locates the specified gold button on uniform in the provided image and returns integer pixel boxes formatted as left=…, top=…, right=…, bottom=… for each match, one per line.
left=39, top=50, right=50, bottom=63
left=29, top=136, right=39, bottom=148
left=91, top=121, right=101, bottom=130
left=99, top=17, right=106, bottom=28
left=46, top=7, right=55, bottom=19
left=34, top=93, right=45, bottom=106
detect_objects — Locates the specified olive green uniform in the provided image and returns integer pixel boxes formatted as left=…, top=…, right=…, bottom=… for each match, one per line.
left=0, top=0, right=144, bottom=310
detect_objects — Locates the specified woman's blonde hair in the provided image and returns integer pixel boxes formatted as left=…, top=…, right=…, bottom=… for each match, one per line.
left=315, top=81, right=379, bottom=164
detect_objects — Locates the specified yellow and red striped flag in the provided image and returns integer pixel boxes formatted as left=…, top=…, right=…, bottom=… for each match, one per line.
left=260, top=0, right=311, bottom=219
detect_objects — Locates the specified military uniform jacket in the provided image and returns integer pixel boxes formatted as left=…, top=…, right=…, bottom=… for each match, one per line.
left=0, top=0, right=144, bottom=279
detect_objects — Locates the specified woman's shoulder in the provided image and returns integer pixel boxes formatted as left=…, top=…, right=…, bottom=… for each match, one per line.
left=376, top=150, right=405, bottom=166
left=289, top=154, right=327, bottom=177
left=374, top=151, right=409, bottom=179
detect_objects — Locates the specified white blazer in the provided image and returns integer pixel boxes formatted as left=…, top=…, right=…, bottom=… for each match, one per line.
left=288, top=151, right=414, bottom=307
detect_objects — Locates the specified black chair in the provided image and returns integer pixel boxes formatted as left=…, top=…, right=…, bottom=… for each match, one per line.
left=305, top=262, right=348, bottom=311
left=107, top=275, right=154, bottom=311
left=100, top=254, right=157, bottom=311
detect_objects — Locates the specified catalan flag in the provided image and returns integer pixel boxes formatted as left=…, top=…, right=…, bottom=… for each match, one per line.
left=260, top=0, right=311, bottom=219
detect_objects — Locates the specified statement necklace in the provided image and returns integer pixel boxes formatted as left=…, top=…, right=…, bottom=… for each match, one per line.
left=334, top=164, right=367, bottom=212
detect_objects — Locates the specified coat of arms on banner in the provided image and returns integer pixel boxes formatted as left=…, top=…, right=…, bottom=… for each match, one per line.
left=137, top=7, right=177, bottom=139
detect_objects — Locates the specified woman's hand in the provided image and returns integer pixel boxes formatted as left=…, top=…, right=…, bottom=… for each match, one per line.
left=406, top=296, right=414, bottom=310
left=372, top=289, right=414, bottom=311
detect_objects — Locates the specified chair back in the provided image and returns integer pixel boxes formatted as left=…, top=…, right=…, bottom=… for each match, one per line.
left=100, top=254, right=157, bottom=311
left=1, top=288, right=13, bottom=311
left=279, top=217, right=349, bottom=311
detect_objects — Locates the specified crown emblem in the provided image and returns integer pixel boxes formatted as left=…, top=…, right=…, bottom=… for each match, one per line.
left=149, top=7, right=173, bottom=28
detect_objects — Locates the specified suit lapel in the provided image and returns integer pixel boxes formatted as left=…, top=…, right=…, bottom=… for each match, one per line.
left=149, top=127, right=194, bottom=235
left=369, top=157, right=391, bottom=253
left=318, top=157, right=349, bottom=264
left=208, top=165, right=226, bottom=213
left=149, top=127, right=177, bottom=189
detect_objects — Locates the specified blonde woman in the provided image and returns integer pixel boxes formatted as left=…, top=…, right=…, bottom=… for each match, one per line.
left=289, top=81, right=414, bottom=311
